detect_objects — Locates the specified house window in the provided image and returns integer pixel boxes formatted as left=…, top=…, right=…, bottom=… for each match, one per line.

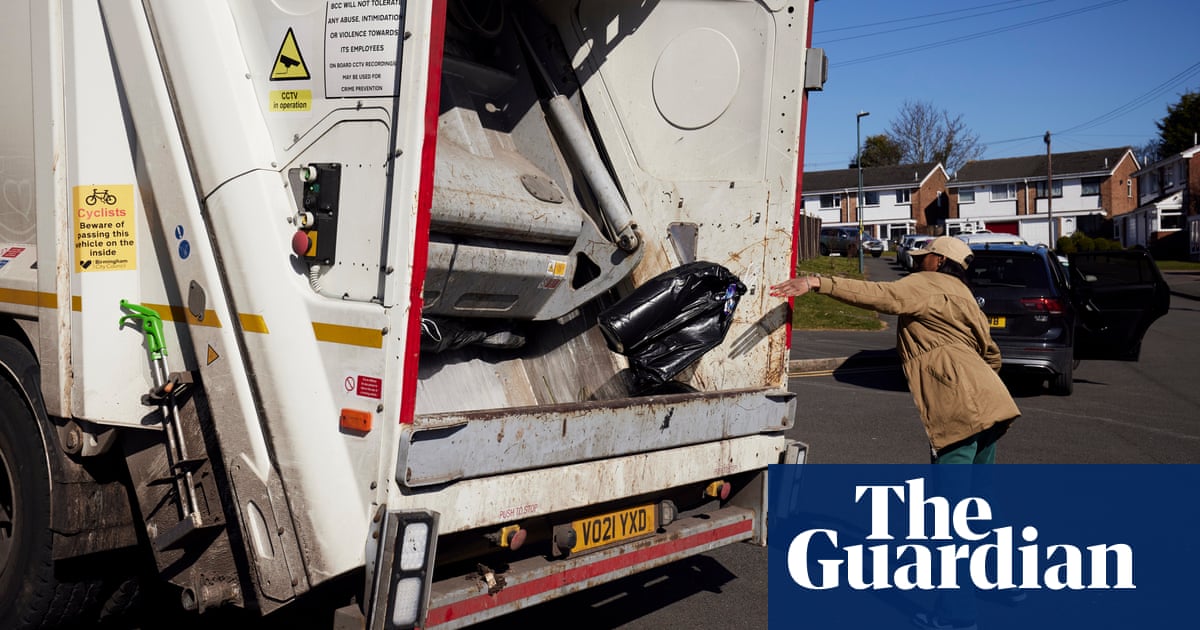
left=819, top=194, right=840, bottom=209
left=1035, top=180, right=1063, bottom=198
left=863, top=190, right=880, bottom=206
left=896, top=189, right=912, bottom=205
left=1127, top=178, right=1133, bottom=198
left=1081, top=177, right=1103, bottom=196
left=959, top=188, right=975, bottom=204
left=990, top=184, right=1016, bottom=201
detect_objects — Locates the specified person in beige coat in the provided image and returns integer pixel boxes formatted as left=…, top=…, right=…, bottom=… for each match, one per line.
left=770, top=236, right=1020, bottom=464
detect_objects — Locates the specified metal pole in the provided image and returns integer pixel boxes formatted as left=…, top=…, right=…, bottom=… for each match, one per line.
left=1044, top=131, right=1054, bottom=248
left=857, top=111, right=869, bottom=274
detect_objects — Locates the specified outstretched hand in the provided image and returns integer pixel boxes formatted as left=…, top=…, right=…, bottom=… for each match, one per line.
left=769, top=276, right=818, bottom=298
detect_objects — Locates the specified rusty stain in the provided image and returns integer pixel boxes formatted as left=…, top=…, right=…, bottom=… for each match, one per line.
left=496, top=426, right=504, bottom=443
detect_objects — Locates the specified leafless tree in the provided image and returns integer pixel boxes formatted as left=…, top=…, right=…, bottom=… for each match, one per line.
left=886, top=100, right=985, bottom=173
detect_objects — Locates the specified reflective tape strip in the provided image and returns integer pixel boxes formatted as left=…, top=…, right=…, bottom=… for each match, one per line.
left=312, top=322, right=384, bottom=348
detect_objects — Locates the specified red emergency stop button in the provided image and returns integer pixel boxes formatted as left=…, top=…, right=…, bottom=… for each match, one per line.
left=292, top=230, right=311, bottom=257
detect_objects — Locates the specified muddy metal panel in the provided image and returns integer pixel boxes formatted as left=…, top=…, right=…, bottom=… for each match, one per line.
left=393, top=433, right=785, bottom=533
left=544, top=0, right=811, bottom=390
left=401, top=388, right=794, bottom=486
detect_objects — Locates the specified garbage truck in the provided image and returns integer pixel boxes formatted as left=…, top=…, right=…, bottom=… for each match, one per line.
left=0, top=0, right=822, bottom=627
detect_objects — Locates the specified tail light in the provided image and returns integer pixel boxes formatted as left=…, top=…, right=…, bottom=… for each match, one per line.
left=1020, top=297, right=1065, bottom=315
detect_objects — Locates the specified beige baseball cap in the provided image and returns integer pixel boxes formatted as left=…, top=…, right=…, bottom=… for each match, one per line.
left=909, top=236, right=974, bottom=267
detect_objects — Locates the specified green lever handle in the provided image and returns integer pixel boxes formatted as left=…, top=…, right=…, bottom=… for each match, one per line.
left=119, top=300, right=167, bottom=360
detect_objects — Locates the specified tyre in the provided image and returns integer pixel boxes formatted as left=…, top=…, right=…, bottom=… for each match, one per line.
left=819, top=244, right=829, bottom=255
left=871, top=251, right=882, bottom=258
left=0, top=372, right=58, bottom=629
left=0, top=344, right=108, bottom=629
left=1050, top=362, right=1074, bottom=396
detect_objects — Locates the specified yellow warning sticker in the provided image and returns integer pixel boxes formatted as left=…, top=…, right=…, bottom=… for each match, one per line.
left=271, top=28, right=311, bottom=81
left=271, top=89, right=312, bottom=112
left=74, top=185, right=136, bottom=273
left=539, top=260, right=568, bottom=289
left=207, top=345, right=220, bottom=366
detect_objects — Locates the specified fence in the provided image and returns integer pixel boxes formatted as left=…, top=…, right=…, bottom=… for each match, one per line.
left=796, top=215, right=821, bottom=262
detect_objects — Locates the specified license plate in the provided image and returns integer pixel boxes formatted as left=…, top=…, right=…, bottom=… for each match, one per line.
left=989, top=316, right=1007, bottom=328
left=569, top=504, right=657, bottom=554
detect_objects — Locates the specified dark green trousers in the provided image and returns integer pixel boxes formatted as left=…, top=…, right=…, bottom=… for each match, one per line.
left=932, top=419, right=1013, bottom=464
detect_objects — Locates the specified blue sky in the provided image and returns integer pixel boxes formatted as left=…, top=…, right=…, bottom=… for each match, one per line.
left=802, top=0, right=1200, bottom=173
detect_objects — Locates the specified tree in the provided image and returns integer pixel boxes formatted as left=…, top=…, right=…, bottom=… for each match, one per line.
left=853, top=134, right=903, bottom=168
left=1155, top=89, right=1200, bottom=157
left=885, top=100, right=985, bottom=173
left=1133, top=139, right=1161, bottom=166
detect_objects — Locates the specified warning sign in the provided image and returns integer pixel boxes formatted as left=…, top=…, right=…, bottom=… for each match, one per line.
left=270, top=89, right=312, bottom=112
left=539, top=260, right=568, bottom=289
left=271, top=28, right=311, bottom=80
left=324, top=0, right=404, bottom=97
left=73, top=185, right=136, bottom=273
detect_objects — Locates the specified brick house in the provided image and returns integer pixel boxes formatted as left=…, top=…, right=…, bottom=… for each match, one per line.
left=800, top=162, right=949, bottom=244
left=1118, top=143, right=1199, bottom=260
left=948, top=147, right=1139, bottom=247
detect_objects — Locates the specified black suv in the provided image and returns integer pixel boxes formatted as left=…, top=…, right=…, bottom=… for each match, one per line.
left=965, top=244, right=1169, bottom=395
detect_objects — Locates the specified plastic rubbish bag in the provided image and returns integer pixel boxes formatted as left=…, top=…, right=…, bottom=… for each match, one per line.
left=420, top=318, right=525, bottom=353
left=598, top=261, right=746, bottom=389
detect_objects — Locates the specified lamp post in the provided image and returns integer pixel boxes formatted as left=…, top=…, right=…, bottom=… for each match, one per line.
left=856, top=111, right=870, bottom=273
left=1044, top=131, right=1055, bottom=248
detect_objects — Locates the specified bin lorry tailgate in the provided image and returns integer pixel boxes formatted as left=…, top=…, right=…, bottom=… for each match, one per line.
left=400, top=388, right=795, bottom=487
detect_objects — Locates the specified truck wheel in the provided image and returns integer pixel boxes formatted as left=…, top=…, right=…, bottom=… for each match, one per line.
left=0, top=373, right=57, bottom=629
left=0, top=372, right=105, bottom=628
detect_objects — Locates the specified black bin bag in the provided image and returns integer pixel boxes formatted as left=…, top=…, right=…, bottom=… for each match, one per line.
left=598, top=261, right=746, bottom=389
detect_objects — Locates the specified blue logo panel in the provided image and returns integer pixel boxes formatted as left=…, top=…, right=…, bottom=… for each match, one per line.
left=768, top=465, right=1200, bottom=629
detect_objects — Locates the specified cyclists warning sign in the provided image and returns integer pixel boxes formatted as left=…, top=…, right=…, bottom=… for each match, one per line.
left=74, top=184, right=136, bottom=272
left=271, top=28, right=311, bottom=80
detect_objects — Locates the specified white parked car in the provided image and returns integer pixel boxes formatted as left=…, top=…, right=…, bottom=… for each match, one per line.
left=897, top=234, right=935, bottom=270
left=956, top=231, right=1028, bottom=247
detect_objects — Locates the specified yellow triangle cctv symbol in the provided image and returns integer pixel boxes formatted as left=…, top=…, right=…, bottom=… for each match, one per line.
left=271, top=28, right=310, bottom=81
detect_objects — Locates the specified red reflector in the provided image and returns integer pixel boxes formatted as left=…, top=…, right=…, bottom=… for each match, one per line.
left=340, top=408, right=373, bottom=433
left=1019, top=297, right=1064, bottom=314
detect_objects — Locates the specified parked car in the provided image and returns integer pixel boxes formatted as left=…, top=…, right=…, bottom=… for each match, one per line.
left=820, top=226, right=882, bottom=257
left=861, top=235, right=885, bottom=257
left=897, top=234, right=935, bottom=270
left=956, top=231, right=1028, bottom=247
left=965, top=243, right=1170, bottom=395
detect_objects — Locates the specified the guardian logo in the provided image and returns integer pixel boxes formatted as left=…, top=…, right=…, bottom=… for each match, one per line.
left=787, top=478, right=1135, bottom=592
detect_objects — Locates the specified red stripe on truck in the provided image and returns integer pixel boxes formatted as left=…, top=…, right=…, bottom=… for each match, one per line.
left=399, top=0, right=447, bottom=425
left=426, top=519, right=754, bottom=626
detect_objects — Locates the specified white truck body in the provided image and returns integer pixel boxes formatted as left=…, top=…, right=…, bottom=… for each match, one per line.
left=0, top=0, right=820, bottom=627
